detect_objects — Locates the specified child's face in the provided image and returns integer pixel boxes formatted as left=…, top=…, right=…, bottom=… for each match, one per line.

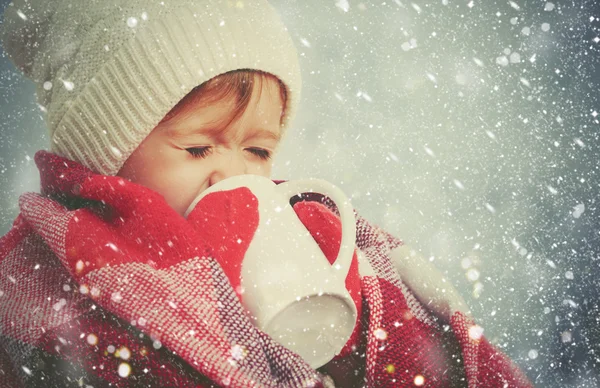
left=117, top=77, right=284, bottom=216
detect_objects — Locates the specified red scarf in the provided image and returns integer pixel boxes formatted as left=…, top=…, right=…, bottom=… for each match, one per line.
left=0, top=150, right=532, bottom=387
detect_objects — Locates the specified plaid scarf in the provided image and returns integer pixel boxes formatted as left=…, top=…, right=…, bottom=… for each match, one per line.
left=0, top=150, right=532, bottom=387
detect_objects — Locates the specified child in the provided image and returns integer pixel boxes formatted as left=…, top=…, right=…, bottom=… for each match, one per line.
left=0, top=0, right=533, bottom=386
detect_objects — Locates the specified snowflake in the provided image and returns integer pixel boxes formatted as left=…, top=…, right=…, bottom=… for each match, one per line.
left=118, top=362, right=131, bottom=378
left=374, top=328, right=388, bottom=340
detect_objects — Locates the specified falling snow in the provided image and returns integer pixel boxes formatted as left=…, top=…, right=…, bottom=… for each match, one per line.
left=127, top=17, right=138, bottom=28
left=572, top=203, right=585, bottom=219
left=335, top=0, right=349, bottom=13
left=61, top=79, right=74, bottom=91
left=468, top=325, right=484, bottom=341
left=374, top=328, right=388, bottom=340
left=1, top=1, right=599, bottom=387
left=86, top=333, right=98, bottom=346
left=118, top=362, right=131, bottom=378
left=111, top=292, right=123, bottom=303
left=528, top=349, right=539, bottom=359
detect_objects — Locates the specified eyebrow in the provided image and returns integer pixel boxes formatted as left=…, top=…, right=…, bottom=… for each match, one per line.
left=167, top=124, right=225, bottom=140
left=166, top=125, right=281, bottom=143
left=242, top=129, right=282, bottom=143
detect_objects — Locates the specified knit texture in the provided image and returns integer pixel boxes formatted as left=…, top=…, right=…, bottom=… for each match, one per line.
left=0, top=150, right=534, bottom=387
left=1, top=0, right=301, bottom=175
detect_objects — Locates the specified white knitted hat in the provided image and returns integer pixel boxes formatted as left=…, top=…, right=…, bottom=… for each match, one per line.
left=1, top=0, right=301, bottom=176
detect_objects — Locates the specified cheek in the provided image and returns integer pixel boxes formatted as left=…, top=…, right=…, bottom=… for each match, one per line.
left=117, top=150, right=153, bottom=185
left=120, top=151, right=212, bottom=216
left=163, top=164, right=214, bottom=213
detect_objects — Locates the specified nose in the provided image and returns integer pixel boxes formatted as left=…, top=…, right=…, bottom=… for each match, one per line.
left=209, top=150, right=248, bottom=186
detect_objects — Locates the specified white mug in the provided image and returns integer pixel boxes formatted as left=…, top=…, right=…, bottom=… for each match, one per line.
left=184, top=174, right=357, bottom=368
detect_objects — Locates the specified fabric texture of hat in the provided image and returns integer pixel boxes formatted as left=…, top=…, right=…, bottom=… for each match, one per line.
left=1, top=0, right=301, bottom=176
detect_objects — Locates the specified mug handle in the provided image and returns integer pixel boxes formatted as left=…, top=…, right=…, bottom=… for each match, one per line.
left=276, top=179, right=356, bottom=280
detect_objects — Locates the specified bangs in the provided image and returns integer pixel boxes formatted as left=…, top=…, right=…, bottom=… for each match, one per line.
left=160, top=70, right=288, bottom=133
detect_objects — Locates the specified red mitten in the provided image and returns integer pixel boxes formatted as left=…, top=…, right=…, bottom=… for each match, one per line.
left=293, top=201, right=362, bottom=359
left=185, top=189, right=260, bottom=295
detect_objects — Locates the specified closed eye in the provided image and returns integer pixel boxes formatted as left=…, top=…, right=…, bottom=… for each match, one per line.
left=246, top=148, right=271, bottom=160
left=186, top=146, right=212, bottom=159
